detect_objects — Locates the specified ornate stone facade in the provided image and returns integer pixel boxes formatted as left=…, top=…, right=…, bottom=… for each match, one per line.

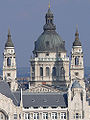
left=30, top=7, right=70, bottom=90
left=0, top=5, right=90, bottom=120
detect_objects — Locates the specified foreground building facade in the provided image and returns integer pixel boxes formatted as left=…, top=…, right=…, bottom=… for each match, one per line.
left=0, top=5, right=90, bottom=120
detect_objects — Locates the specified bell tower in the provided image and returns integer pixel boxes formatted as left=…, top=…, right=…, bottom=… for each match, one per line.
left=3, top=29, right=18, bottom=91
left=70, top=26, right=84, bottom=81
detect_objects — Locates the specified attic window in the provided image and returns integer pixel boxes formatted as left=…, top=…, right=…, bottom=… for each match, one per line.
left=32, top=99, right=35, bottom=102
left=43, top=99, right=47, bottom=102
left=46, top=53, right=49, bottom=56
left=34, top=107, right=38, bottom=109
left=46, top=41, right=49, bottom=48
left=56, top=99, right=59, bottom=102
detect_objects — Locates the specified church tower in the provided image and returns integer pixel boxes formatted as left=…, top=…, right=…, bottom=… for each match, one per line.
left=3, top=29, right=18, bottom=91
left=70, top=26, right=84, bottom=82
left=30, top=5, right=70, bottom=90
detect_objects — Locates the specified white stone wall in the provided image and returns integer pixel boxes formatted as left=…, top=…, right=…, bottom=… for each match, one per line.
left=30, top=51, right=70, bottom=88
left=70, top=46, right=84, bottom=81
left=3, top=47, right=17, bottom=91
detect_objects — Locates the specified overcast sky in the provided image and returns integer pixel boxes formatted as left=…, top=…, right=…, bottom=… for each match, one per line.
left=0, top=0, right=90, bottom=68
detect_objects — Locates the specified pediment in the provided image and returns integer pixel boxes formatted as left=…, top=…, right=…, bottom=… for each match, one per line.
left=28, top=84, right=60, bottom=93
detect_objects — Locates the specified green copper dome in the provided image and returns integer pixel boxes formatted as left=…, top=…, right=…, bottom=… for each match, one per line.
left=5, top=29, right=14, bottom=48
left=34, top=8, right=66, bottom=52
left=35, top=30, right=65, bottom=52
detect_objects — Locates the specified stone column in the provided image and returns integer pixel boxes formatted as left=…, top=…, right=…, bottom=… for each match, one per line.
left=48, top=112, right=51, bottom=120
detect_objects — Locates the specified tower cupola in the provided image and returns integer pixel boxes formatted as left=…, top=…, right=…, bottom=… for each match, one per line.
left=3, top=29, right=17, bottom=91
left=73, top=26, right=81, bottom=46
left=5, top=29, right=14, bottom=48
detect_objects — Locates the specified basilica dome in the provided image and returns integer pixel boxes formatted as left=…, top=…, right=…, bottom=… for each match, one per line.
left=34, top=8, right=66, bottom=52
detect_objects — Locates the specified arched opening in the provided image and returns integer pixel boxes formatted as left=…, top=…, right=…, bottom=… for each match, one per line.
left=8, top=82, right=11, bottom=88
left=0, top=110, right=8, bottom=120
left=7, top=57, right=11, bottom=67
left=75, top=57, right=79, bottom=65
left=52, top=67, right=56, bottom=76
left=46, top=67, right=50, bottom=77
left=40, top=67, right=43, bottom=76
left=61, top=67, right=65, bottom=76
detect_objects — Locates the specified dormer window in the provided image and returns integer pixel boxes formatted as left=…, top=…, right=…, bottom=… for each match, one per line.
left=46, top=53, right=49, bottom=56
left=46, top=41, right=49, bottom=48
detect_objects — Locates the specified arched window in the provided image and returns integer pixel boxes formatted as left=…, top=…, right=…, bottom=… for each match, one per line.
left=46, top=67, right=50, bottom=76
left=52, top=67, right=56, bottom=76
left=7, top=57, right=11, bottom=66
left=61, top=67, right=65, bottom=77
left=1, top=114, right=3, bottom=119
left=40, top=67, right=43, bottom=76
left=75, top=57, right=79, bottom=65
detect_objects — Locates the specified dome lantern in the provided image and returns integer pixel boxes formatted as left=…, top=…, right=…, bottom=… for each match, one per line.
left=34, top=6, right=66, bottom=53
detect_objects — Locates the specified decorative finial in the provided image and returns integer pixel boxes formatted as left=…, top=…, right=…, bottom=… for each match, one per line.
left=8, top=28, right=11, bottom=36
left=48, top=0, right=50, bottom=9
left=76, top=24, right=78, bottom=33
left=75, top=24, right=79, bottom=40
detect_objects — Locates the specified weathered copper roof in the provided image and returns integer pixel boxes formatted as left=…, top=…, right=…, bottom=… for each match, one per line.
left=5, top=29, right=14, bottom=48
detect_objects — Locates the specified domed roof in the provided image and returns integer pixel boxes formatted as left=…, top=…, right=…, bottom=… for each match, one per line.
left=5, top=29, right=14, bottom=48
left=34, top=8, right=66, bottom=52
left=73, top=40, right=81, bottom=46
left=35, top=31, right=65, bottom=52
left=72, top=80, right=82, bottom=89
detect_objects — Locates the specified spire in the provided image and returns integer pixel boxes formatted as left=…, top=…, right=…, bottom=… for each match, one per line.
left=75, top=24, right=79, bottom=41
left=5, top=28, right=14, bottom=48
left=76, top=24, right=78, bottom=33
left=73, top=25, right=81, bottom=46
left=48, top=0, right=50, bottom=9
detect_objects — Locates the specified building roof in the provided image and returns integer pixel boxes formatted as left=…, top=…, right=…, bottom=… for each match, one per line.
left=72, top=80, right=82, bottom=89
left=73, top=26, right=82, bottom=46
left=73, top=40, right=81, bottom=46
left=13, top=92, right=68, bottom=108
left=34, top=8, right=66, bottom=52
left=0, top=81, right=19, bottom=106
left=5, top=29, right=14, bottom=48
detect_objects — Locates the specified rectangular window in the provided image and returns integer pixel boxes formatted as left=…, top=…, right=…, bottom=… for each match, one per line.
left=42, top=113, right=48, bottom=120
left=24, top=113, right=30, bottom=120
left=33, top=113, right=39, bottom=120
left=14, top=114, right=17, bottom=119
left=60, top=112, right=66, bottom=119
left=40, top=67, right=43, bottom=76
left=52, top=112, right=57, bottom=120
left=75, top=113, right=81, bottom=119
left=7, top=73, right=11, bottom=77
